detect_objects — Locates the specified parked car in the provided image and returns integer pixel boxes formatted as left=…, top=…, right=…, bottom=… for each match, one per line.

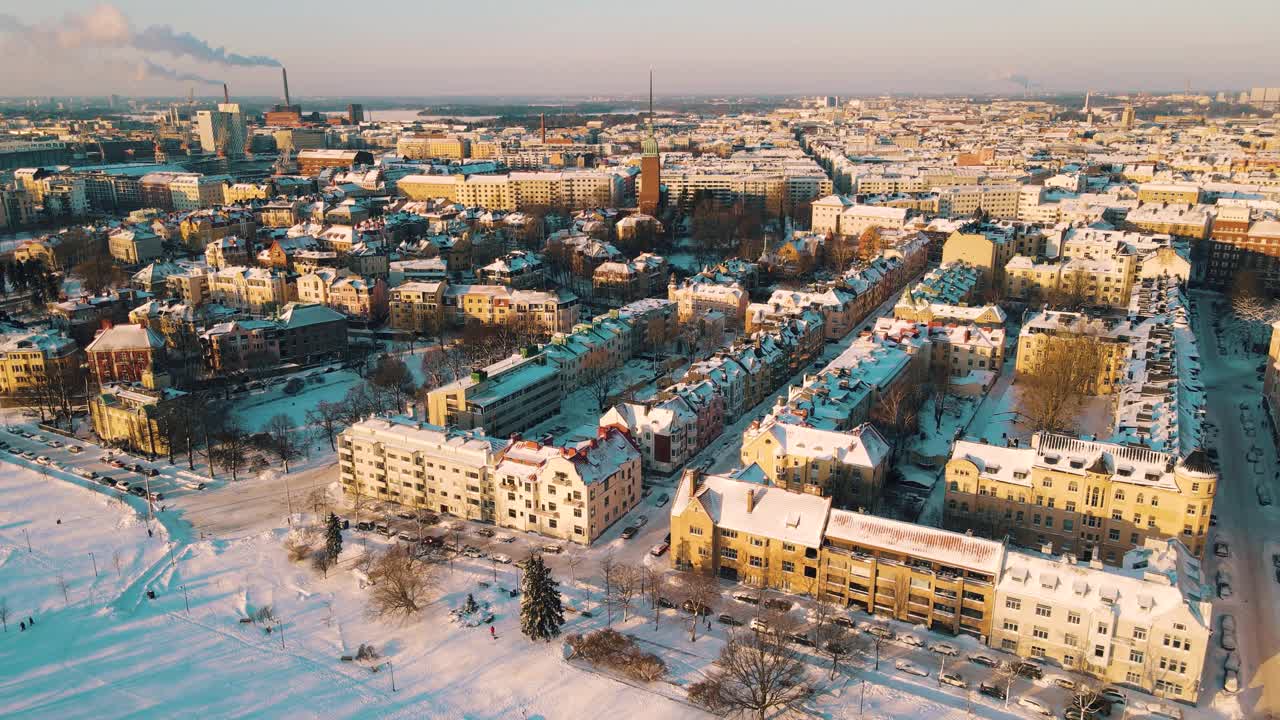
left=733, top=593, right=760, bottom=605
left=717, top=613, right=743, bottom=627
left=939, top=671, right=967, bottom=689
left=1012, top=661, right=1044, bottom=680
left=865, top=625, right=895, bottom=640
left=67, top=445, right=82, bottom=454
left=45, top=440, right=62, bottom=448
left=540, top=544, right=563, bottom=554
left=978, top=682, right=1006, bottom=701
left=129, top=487, right=146, bottom=497
left=1214, top=541, right=1230, bottom=558
left=396, top=511, right=415, bottom=520
left=1272, top=553, right=1280, bottom=569
left=1098, top=688, right=1127, bottom=707
left=463, top=546, right=485, bottom=559
left=35, top=455, right=52, bottom=465
left=1224, top=651, right=1241, bottom=673
left=1052, top=676, right=1078, bottom=691
left=929, top=641, right=960, bottom=656
left=620, top=526, right=639, bottom=539
left=114, top=479, right=130, bottom=489
left=1258, top=483, right=1273, bottom=506
left=1224, top=669, right=1240, bottom=694
left=376, top=524, right=393, bottom=536
left=649, top=542, right=669, bottom=557
left=108, top=459, right=126, bottom=469
left=749, top=618, right=770, bottom=634
left=833, top=616, right=857, bottom=630
left=786, top=631, right=814, bottom=647
left=654, top=493, right=670, bottom=507
left=635, top=514, right=648, bottom=527
left=656, top=597, right=676, bottom=609
left=682, top=600, right=711, bottom=616
left=356, top=521, right=374, bottom=531
left=397, top=532, right=417, bottom=543
left=898, top=633, right=924, bottom=647
left=1017, top=697, right=1052, bottom=717
left=762, top=598, right=792, bottom=612
left=475, top=527, right=496, bottom=538
left=490, top=553, right=512, bottom=564
left=968, top=653, right=999, bottom=668
left=894, top=659, right=928, bottom=678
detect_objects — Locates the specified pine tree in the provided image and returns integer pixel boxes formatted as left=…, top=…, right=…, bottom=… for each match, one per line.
left=520, top=554, right=564, bottom=642
left=325, top=512, right=343, bottom=562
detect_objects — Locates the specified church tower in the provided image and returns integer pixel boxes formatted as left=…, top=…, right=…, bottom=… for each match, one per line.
left=638, top=69, right=661, bottom=216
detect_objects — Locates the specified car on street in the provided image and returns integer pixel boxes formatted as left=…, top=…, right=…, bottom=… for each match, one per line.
left=898, top=633, right=924, bottom=647
left=786, top=631, right=814, bottom=647
left=475, top=527, right=496, bottom=538
left=978, top=682, right=1006, bottom=701
left=490, top=553, right=512, bottom=564
left=762, top=598, right=792, bottom=612
left=929, top=641, right=960, bottom=656
left=376, top=524, right=393, bottom=536
left=355, top=521, right=374, bottom=531
left=1258, top=483, right=1273, bottom=506
left=1012, top=661, right=1044, bottom=680
left=717, top=613, right=742, bottom=626
left=939, top=671, right=966, bottom=689
left=833, top=616, right=856, bottom=629
left=968, top=653, right=999, bottom=668
left=865, top=625, right=895, bottom=640
left=463, top=546, right=485, bottom=559
left=654, top=493, right=670, bottom=507
left=620, top=526, right=639, bottom=539
left=649, top=542, right=669, bottom=557
left=894, top=659, right=928, bottom=678
left=635, top=514, right=648, bottom=526
left=397, top=532, right=416, bottom=542
left=656, top=597, right=676, bottom=609
left=540, top=544, right=563, bottom=554
left=45, top=440, right=62, bottom=448
left=683, top=600, right=711, bottom=616
left=1224, top=668, right=1240, bottom=694
left=108, top=458, right=126, bottom=468
left=20, top=451, right=35, bottom=460
left=1224, top=651, right=1241, bottom=673
left=733, top=593, right=760, bottom=605
left=35, top=455, right=51, bottom=465
left=1017, top=697, right=1052, bottom=717
left=1051, top=676, right=1077, bottom=691
left=67, top=445, right=82, bottom=454
left=1214, top=541, right=1229, bottom=558
left=1099, top=687, right=1127, bottom=706
left=749, top=618, right=770, bottom=633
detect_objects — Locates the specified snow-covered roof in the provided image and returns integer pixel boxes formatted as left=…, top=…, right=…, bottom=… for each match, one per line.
left=85, top=324, right=165, bottom=353
left=826, top=509, right=1006, bottom=576
left=674, top=472, right=832, bottom=549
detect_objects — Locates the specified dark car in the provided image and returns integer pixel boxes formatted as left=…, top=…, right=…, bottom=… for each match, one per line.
left=786, top=632, right=814, bottom=647
left=682, top=600, right=710, bottom=616
left=620, top=526, right=639, bottom=539
left=657, top=597, right=677, bottom=609
left=129, top=486, right=146, bottom=497
left=978, top=682, right=1007, bottom=701
left=717, top=613, right=743, bottom=626
left=763, top=598, right=793, bottom=612
left=1012, top=661, right=1044, bottom=680
left=834, top=616, right=857, bottom=629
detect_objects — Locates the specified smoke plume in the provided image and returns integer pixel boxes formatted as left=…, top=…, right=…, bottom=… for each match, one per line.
left=0, top=4, right=281, bottom=78
left=138, top=59, right=223, bottom=86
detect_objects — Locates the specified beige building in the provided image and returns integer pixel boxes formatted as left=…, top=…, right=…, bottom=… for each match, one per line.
left=89, top=377, right=185, bottom=458
left=945, top=433, right=1216, bottom=564
left=739, top=419, right=889, bottom=511
left=1137, top=183, right=1202, bottom=205
left=108, top=226, right=163, bottom=265
left=425, top=350, right=562, bottom=438
left=941, top=227, right=1020, bottom=292
left=668, top=279, right=749, bottom=331
left=0, top=329, right=80, bottom=397
left=389, top=281, right=447, bottom=334
left=445, top=284, right=580, bottom=335
left=1014, top=311, right=1137, bottom=395
left=396, top=135, right=470, bottom=160
left=337, top=417, right=640, bottom=545
left=993, top=538, right=1211, bottom=704
left=208, top=266, right=290, bottom=314
left=492, top=427, right=642, bottom=545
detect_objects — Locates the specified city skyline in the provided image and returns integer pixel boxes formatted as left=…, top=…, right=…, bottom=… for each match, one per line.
left=1, top=1, right=1278, bottom=97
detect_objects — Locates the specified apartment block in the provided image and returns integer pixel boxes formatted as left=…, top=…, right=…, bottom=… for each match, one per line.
left=739, top=419, right=889, bottom=510
left=425, top=350, right=562, bottom=438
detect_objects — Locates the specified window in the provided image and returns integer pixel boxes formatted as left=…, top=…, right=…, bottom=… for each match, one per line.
left=782, top=560, right=795, bottom=573
left=1005, top=597, right=1022, bottom=610
left=1126, top=671, right=1142, bottom=684
left=689, top=526, right=704, bottom=536
left=1068, top=612, right=1081, bottom=625
left=1097, top=623, right=1109, bottom=635
left=1001, top=638, right=1018, bottom=652
left=1031, top=646, right=1046, bottom=658
left=1064, top=633, right=1079, bottom=646
left=1003, top=620, right=1019, bottom=632
left=1035, top=604, right=1052, bottom=618
left=749, top=556, right=764, bottom=568
left=720, top=547, right=738, bottom=560
left=1130, top=649, right=1145, bottom=664
left=720, top=528, right=738, bottom=539
left=1108, top=529, right=1121, bottom=541
left=1032, top=627, right=1049, bottom=640
left=750, top=537, right=766, bottom=547
left=1094, top=645, right=1106, bottom=658
left=1133, top=627, right=1147, bottom=641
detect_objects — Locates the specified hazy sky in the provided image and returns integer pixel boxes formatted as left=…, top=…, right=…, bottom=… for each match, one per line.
left=1, top=1, right=1278, bottom=99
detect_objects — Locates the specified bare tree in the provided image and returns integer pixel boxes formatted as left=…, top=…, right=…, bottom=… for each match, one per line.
left=587, top=369, right=622, bottom=412
left=263, top=414, right=301, bottom=473
left=875, top=384, right=920, bottom=466
left=211, top=426, right=255, bottom=482
left=284, top=527, right=320, bottom=562
left=367, top=546, right=436, bottom=620
left=645, top=567, right=668, bottom=628
left=565, top=549, right=584, bottom=590
left=611, top=563, right=641, bottom=622
left=0, top=597, right=8, bottom=632
left=682, top=568, right=719, bottom=642
left=311, top=549, right=334, bottom=578
left=57, top=573, right=70, bottom=606
left=305, top=401, right=345, bottom=452
left=867, top=622, right=890, bottom=670
left=687, top=630, right=814, bottom=720
left=598, top=553, right=617, bottom=625
left=1017, top=332, right=1107, bottom=434
left=814, top=621, right=863, bottom=680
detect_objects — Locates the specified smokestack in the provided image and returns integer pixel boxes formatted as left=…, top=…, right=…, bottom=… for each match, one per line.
left=222, top=83, right=229, bottom=104
left=282, top=67, right=291, bottom=107
left=540, top=113, right=546, bottom=143
left=745, top=487, right=755, bottom=513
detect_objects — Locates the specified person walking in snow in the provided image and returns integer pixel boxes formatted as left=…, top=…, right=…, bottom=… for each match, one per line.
left=490, top=625, right=496, bottom=639
left=19, top=622, right=25, bottom=632
left=27, top=616, right=33, bottom=627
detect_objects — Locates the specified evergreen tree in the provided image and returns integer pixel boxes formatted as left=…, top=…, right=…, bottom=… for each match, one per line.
left=520, top=554, right=564, bottom=642
left=325, top=512, right=343, bottom=562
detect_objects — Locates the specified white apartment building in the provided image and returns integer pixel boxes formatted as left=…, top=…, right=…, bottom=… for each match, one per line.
left=992, top=538, right=1211, bottom=704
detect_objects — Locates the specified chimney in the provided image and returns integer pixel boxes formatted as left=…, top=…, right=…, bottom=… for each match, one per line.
left=745, top=487, right=755, bottom=513
left=682, top=468, right=698, bottom=498
left=282, top=67, right=292, bottom=107
left=540, top=113, right=546, bottom=143
left=222, top=83, right=230, bottom=104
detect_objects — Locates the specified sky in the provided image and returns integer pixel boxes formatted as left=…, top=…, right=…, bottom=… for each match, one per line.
left=1, top=0, right=1278, bottom=99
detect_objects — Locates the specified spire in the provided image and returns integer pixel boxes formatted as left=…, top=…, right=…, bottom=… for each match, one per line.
left=641, top=68, right=658, bottom=158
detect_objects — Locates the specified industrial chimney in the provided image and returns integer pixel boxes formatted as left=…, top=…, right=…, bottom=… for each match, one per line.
left=222, top=83, right=230, bottom=104
left=282, top=67, right=292, bottom=107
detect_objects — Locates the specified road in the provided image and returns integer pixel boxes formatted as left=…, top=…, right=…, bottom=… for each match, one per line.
left=1191, top=292, right=1280, bottom=716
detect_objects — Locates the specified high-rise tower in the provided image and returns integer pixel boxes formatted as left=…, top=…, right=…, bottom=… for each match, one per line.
left=638, top=68, right=661, bottom=215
